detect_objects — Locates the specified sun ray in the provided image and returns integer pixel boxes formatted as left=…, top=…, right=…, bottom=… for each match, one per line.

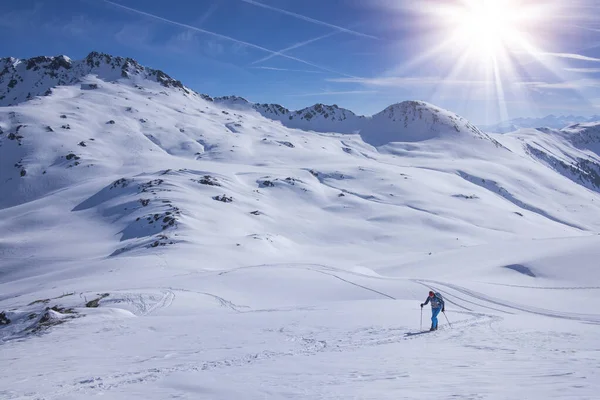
left=396, top=0, right=592, bottom=122
left=361, top=0, right=599, bottom=122
left=387, top=36, right=459, bottom=76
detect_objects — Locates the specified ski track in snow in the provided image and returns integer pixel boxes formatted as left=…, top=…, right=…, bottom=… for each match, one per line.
left=104, top=290, right=175, bottom=316
left=419, top=279, right=600, bottom=324
left=37, top=311, right=492, bottom=399
left=477, top=281, right=600, bottom=290
left=165, top=287, right=250, bottom=312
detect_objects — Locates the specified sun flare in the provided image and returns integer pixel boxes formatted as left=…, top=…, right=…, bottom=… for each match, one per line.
left=388, top=0, right=590, bottom=123
left=446, top=0, right=530, bottom=61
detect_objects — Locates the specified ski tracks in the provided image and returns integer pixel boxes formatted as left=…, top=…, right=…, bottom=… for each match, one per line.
left=166, top=287, right=250, bottom=312
left=106, top=289, right=175, bottom=316
left=417, top=279, right=600, bottom=324
left=54, top=312, right=489, bottom=399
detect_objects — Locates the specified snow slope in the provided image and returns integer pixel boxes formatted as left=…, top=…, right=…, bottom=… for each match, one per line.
left=1, top=53, right=600, bottom=400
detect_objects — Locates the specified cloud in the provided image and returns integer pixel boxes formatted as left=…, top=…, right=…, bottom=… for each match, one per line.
left=195, top=0, right=222, bottom=27
left=571, top=24, right=600, bottom=33
left=0, top=2, right=40, bottom=29
left=540, top=52, right=600, bottom=62
left=327, top=76, right=490, bottom=87
left=167, top=30, right=224, bottom=56
left=252, top=66, right=323, bottom=73
left=163, top=29, right=251, bottom=59
left=289, top=90, right=378, bottom=96
left=114, top=21, right=156, bottom=49
left=564, top=67, right=600, bottom=73
left=101, top=0, right=353, bottom=77
left=252, top=30, right=340, bottom=65
left=61, top=14, right=96, bottom=37
left=516, top=79, right=600, bottom=90
left=238, top=0, right=378, bottom=39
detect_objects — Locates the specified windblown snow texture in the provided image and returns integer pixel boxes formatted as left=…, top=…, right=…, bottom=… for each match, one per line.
left=1, top=52, right=599, bottom=400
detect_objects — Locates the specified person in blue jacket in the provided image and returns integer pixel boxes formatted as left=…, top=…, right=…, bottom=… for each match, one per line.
left=421, top=290, right=445, bottom=331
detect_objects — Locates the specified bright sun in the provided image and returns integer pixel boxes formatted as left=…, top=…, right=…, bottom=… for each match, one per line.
left=394, top=0, right=575, bottom=123
left=445, top=0, right=531, bottom=62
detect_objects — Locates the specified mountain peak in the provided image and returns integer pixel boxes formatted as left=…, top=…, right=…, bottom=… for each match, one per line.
left=24, top=55, right=73, bottom=72
left=362, top=100, right=494, bottom=146
left=213, top=95, right=251, bottom=106
left=0, top=51, right=188, bottom=106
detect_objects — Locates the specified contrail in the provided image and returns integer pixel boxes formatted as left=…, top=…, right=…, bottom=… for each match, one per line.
left=252, top=30, right=340, bottom=65
left=239, top=0, right=378, bottom=40
left=252, top=66, right=323, bottom=73
left=101, top=0, right=355, bottom=77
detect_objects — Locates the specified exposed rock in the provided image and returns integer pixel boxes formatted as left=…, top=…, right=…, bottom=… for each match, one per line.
left=191, top=175, right=221, bottom=186
left=277, top=141, right=295, bottom=148
left=85, top=293, right=109, bottom=308
left=110, top=178, right=129, bottom=189
left=213, top=194, right=233, bottom=203
left=260, top=180, right=275, bottom=187
left=80, top=83, right=98, bottom=90
left=0, top=311, right=10, bottom=325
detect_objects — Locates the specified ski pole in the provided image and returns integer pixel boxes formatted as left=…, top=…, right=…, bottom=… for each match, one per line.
left=443, top=311, right=452, bottom=328
left=420, top=306, right=423, bottom=331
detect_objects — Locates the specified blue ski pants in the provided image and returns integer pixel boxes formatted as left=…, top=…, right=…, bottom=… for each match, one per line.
left=431, top=307, right=441, bottom=328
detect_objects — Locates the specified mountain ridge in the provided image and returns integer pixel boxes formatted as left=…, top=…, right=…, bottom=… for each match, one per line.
left=4, top=52, right=600, bottom=139
left=480, top=114, right=600, bottom=133
left=1, top=52, right=500, bottom=147
left=0, top=51, right=191, bottom=107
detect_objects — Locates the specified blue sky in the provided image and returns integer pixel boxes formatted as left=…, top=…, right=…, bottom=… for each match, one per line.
left=1, top=0, right=600, bottom=124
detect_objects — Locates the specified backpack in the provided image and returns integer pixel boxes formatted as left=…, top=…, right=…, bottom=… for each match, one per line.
left=434, top=292, right=444, bottom=307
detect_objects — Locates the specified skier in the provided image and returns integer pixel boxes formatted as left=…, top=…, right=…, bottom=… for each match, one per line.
left=421, top=290, right=445, bottom=331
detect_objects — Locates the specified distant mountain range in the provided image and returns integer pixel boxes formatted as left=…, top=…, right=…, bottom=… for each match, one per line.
left=0, top=52, right=499, bottom=147
left=3, top=51, right=597, bottom=140
left=478, top=115, right=600, bottom=133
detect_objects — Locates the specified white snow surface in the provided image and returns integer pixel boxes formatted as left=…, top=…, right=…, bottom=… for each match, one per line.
left=1, top=54, right=600, bottom=400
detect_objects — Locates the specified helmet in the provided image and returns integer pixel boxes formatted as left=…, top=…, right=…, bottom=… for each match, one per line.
left=429, top=291, right=434, bottom=296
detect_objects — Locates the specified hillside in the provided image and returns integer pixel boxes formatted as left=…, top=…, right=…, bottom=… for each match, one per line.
left=1, top=53, right=599, bottom=399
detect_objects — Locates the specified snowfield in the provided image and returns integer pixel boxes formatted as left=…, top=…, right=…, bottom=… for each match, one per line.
left=1, top=53, right=600, bottom=399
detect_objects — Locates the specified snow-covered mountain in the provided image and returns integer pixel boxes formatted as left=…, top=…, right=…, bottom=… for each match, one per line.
left=2, top=52, right=600, bottom=399
left=479, top=114, right=600, bottom=133
left=0, top=52, right=191, bottom=106
left=0, top=53, right=500, bottom=146
left=213, top=95, right=496, bottom=146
